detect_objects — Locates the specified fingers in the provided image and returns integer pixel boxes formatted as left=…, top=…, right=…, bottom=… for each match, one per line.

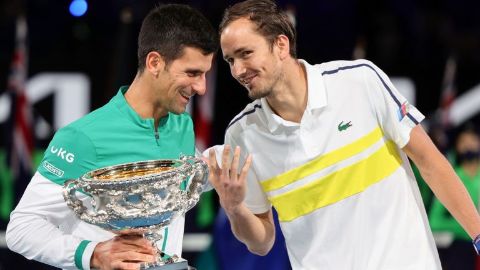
left=208, top=145, right=251, bottom=187
left=116, top=228, right=146, bottom=236
left=221, top=145, right=231, bottom=180
left=112, top=235, right=156, bottom=254
left=111, top=251, right=156, bottom=269
left=109, top=261, right=138, bottom=270
left=239, top=154, right=252, bottom=184
left=208, top=148, right=219, bottom=172
left=122, top=250, right=156, bottom=262
left=208, top=148, right=220, bottom=188
left=112, top=261, right=141, bottom=270
left=92, top=237, right=157, bottom=270
left=230, top=146, right=241, bottom=181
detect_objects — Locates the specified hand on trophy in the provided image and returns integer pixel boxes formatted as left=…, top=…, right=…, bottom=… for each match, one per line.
left=208, top=145, right=252, bottom=213
left=91, top=230, right=157, bottom=270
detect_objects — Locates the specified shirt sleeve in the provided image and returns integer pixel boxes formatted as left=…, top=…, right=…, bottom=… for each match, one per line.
left=37, top=126, right=97, bottom=185
left=6, top=172, right=98, bottom=270
left=361, top=60, right=425, bottom=148
left=8, top=126, right=100, bottom=269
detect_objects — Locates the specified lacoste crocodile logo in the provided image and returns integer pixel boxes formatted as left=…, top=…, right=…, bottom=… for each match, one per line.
left=338, top=121, right=352, bottom=132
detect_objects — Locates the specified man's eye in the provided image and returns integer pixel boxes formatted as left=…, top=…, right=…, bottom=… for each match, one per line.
left=242, top=51, right=252, bottom=57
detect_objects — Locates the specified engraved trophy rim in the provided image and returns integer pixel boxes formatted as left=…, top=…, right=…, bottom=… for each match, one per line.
left=79, top=159, right=190, bottom=186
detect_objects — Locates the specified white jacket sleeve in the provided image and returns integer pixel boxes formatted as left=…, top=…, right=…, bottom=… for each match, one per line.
left=6, top=172, right=98, bottom=270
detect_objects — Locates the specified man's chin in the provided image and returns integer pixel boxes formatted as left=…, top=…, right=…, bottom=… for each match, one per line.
left=248, top=89, right=270, bottom=100
left=170, top=107, right=186, bottom=115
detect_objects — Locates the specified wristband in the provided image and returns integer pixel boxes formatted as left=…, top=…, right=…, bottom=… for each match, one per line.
left=472, top=234, right=480, bottom=255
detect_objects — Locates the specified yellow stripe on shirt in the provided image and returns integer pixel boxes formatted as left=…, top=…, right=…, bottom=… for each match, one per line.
left=270, top=140, right=402, bottom=222
left=261, top=127, right=384, bottom=192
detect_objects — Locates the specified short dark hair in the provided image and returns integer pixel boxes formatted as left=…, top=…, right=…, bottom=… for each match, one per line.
left=219, top=0, right=296, bottom=58
left=137, top=4, right=218, bottom=71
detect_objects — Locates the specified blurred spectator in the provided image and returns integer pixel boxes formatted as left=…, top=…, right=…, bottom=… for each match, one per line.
left=429, top=125, right=480, bottom=270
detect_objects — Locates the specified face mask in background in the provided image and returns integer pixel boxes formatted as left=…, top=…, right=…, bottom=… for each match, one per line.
left=457, top=150, right=480, bottom=164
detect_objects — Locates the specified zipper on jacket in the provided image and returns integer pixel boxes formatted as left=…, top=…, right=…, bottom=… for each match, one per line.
left=154, top=130, right=160, bottom=146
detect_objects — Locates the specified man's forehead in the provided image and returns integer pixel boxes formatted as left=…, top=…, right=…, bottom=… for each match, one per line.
left=222, top=18, right=256, bottom=37
left=176, top=47, right=212, bottom=60
left=221, top=33, right=266, bottom=59
left=173, top=50, right=213, bottom=70
left=224, top=17, right=254, bottom=30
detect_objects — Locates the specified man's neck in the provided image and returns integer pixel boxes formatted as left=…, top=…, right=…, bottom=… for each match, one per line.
left=266, top=59, right=308, bottom=123
left=124, top=73, right=167, bottom=128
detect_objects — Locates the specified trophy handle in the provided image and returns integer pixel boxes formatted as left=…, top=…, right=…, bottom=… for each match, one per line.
left=63, top=180, right=106, bottom=225
left=181, top=155, right=209, bottom=211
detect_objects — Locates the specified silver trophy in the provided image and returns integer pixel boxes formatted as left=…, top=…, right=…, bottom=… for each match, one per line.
left=63, top=155, right=208, bottom=270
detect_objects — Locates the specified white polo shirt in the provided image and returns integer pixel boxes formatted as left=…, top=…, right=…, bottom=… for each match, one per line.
left=224, top=59, right=441, bottom=270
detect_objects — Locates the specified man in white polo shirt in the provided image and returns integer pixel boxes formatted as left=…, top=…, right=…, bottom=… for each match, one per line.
left=207, top=0, right=480, bottom=269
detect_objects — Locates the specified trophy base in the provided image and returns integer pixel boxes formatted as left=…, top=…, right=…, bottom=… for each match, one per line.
left=140, top=258, right=189, bottom=270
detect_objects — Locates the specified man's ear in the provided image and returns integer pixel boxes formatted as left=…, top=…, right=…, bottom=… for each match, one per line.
left=275, top=34, right=291, bottom=60
left=146, top=51, right=165, bottom=77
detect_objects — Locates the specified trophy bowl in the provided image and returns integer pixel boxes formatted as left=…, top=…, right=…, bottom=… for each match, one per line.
left=63, top=155, right=208, bottom=270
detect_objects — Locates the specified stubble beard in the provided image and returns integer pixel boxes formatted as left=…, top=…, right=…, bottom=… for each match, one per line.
left=248, top=86, right=272, bottom=100
left=169, top=89, right=190, bottom=115
left=247, top=69, right=282, bottom=100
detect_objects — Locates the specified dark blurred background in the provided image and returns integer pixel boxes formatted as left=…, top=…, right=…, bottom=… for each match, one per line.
left=1, top=0, right=480, bottom=269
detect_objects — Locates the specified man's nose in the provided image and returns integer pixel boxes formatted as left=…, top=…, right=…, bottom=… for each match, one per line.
left=192, top=73, right=207, bottom=96
left=232, top=61, right=246, bottom=78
